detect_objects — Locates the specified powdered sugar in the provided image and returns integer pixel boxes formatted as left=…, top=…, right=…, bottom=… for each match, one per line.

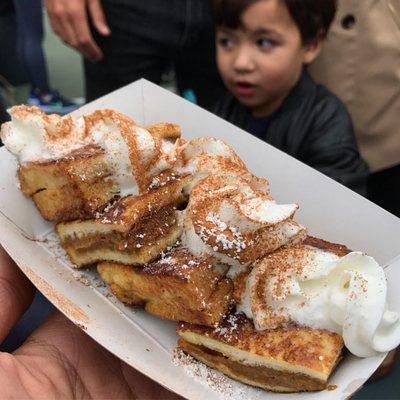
left=196, top=214, right=249, bottom=258
left=173, top=348, right=264, bottom=400
left=41, top=232, right=75, bottom=268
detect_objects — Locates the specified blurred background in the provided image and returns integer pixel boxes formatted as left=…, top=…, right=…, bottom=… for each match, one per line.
left=14, top=16, right=84, bottom=104
left=0, top=10, right=83, bottom=110
left=0, top=5, right=399, bottom=400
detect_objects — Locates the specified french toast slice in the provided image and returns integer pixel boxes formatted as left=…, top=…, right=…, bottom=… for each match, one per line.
left=19, top=146, right=118, bottom=221
left=56, top=176, right=190, bottom=267
left=97, top=247, right=234, bottom=326
left=177, top=313, right=343, bottom=392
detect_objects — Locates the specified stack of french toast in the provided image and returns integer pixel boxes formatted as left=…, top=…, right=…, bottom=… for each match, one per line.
left=2, top=105, right=399, bottom=394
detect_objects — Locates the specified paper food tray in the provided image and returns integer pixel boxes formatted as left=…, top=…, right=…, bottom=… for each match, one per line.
left=1, top=79, right=399, bottom=400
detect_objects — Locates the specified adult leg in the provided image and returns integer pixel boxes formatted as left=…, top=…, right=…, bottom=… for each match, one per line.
left=84, top=0, right=184, bottom=101
left=174, top=0, right=225, bottom=111
left=13, top=0, right=50, bottom=92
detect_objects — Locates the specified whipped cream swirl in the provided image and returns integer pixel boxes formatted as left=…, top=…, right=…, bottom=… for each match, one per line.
left=1, top=105, right=90, bottom=162
left=85, top=110, right=174, bottom=196
left=181, top=174, right=306, bottom=272
left=239, top=245, right=400, bottom=357
left=173, top=136, right=269, bottom=194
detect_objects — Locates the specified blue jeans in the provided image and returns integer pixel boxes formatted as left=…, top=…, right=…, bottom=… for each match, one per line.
left=13, top=0, right=50, bottom=92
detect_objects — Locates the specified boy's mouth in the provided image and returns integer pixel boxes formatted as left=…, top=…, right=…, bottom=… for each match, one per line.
left=233, top=81, right=256, bottom=97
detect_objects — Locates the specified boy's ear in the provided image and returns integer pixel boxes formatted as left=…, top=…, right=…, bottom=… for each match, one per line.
left=302, top=37, right=323, bottom=65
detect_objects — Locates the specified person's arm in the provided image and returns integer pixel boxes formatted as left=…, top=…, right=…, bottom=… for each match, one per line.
left=300, top=95, right=369, bottom=196
left=44, top=0, right=110, bottom=61
left=0, top=246, right=181, bottom=399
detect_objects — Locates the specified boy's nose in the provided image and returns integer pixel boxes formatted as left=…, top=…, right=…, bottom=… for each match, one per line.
left=233, top=48, right=255, bottom=73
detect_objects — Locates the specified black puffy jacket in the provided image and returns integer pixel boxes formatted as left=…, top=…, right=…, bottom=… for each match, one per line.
left=214, top=70, right=369, bottom=196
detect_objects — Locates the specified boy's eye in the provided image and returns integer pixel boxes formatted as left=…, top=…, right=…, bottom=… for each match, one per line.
left=217, top=37, right=235, bottom=49
left=257, top=38, right=275, bottom=50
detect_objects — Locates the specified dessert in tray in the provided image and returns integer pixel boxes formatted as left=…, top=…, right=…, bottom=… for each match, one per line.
left=2, top=105, right=400, bottom=393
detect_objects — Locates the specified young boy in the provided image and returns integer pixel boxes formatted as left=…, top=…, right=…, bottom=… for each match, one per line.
left=213, top=0, right=369, bottom=195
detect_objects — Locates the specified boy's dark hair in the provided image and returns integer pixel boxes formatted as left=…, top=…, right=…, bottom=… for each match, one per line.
left=213, top=0, right=337, bottom=44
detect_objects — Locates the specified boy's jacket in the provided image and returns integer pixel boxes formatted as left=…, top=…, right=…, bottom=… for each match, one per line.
left=214, top=70, right=369, bottom=196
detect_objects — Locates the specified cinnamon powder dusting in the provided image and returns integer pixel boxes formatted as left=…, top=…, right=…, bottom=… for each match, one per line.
left=22, top=266, right=90, bottom=326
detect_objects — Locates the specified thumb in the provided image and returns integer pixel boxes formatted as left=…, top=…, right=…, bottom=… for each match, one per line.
left=88, top=0, right=111, bottom=36
left=0, top=246, right=35, bottom=342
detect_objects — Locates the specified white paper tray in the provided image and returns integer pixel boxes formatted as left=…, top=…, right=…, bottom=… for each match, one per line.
left=1, top=79, right=400, bottom=399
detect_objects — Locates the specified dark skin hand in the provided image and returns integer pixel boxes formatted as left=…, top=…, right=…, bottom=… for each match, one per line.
left=0, top=245, right=182, bottom=399
left=44, top=0, right=110, bottom=62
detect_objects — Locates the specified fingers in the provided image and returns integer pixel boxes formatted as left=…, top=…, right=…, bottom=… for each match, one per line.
left=9, top=313, right=89, bottom=399
left=88, top=0, right=111, bottom=36
left=44, top=0, right=104, bottom=61
left=0, top=246, right=35, bottom=342
left=18, top=312, right=136, bottom=399
left=69, top=7, right=104, bottom=62
left=20, top=313, right=181, bottom=399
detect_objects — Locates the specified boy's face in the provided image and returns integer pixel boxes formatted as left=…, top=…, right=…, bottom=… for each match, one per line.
left=216, top=0, right=321, bottom=117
